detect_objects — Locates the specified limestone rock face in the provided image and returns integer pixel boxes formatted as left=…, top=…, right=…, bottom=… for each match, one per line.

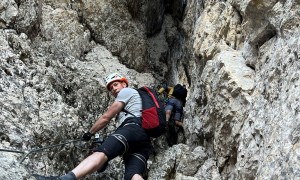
left=184, top=0, right=300, bottom=179
left=0, top=0, right=300, bottom=180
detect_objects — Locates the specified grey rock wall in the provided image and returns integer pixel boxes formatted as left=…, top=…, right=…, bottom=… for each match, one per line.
left=184, top=0, right=300, bottom=179
left=0, top=0, right=299, bottom=180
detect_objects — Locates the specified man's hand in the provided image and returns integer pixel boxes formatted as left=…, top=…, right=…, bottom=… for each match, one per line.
left=81, top=132, right=93, bottom=141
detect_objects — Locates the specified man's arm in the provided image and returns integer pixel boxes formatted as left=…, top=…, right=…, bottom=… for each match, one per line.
left=89, top=101, right=125, bottom=134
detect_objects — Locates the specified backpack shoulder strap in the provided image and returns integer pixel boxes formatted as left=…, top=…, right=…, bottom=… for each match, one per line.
left=140, top=86, right=160, bottom=108
left=122, top=108, right=136, bottom=117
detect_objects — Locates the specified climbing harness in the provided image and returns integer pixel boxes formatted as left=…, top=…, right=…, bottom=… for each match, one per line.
left=0, top=133, right=105, bottom=164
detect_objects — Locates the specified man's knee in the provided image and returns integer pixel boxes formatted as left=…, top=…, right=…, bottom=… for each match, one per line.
left=124, top=173, right=144, bottom=180
left=90, top=152, right=108, bottom=167
left=131, top=174, right=144, bottom=180
left=93, top=152, right=108, bottom=160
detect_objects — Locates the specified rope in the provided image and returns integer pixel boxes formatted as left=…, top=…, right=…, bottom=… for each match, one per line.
left=0, top=134, right=109, bottom=164
left=0, top=139, right=83, bottom=163
left=0, top=148, right=25, bottom=154
left=19, top=139, right=82, bottom=163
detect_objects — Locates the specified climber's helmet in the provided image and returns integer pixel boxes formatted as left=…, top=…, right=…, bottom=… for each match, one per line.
left=104, top=73, right=128, bottom=90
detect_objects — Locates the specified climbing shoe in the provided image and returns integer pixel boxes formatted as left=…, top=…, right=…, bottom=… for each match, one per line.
left=31, top=174, right=61, bottom=180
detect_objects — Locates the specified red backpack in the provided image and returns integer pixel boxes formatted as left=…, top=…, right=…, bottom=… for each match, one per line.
left=123, top=86, right=166, bottom=138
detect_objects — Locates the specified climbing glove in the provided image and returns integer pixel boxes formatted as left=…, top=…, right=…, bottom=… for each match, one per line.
left=81, top=132, right=94, bottom=141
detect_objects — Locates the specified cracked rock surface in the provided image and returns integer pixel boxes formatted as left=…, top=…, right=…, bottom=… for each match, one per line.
left=1, top=0, right=299, bottom=179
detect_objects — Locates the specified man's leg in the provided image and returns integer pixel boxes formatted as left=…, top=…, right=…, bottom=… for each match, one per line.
left=131, top=174, right=144, bottom=180
left=31, top=152, right=108, bottom=180
left=71, top=152, right=108, bottom=179
left=166, top=119, right=177, bottom=146
left=123, top=152, right=148, bottom=180
left=75, top=129, right=132, bottom=178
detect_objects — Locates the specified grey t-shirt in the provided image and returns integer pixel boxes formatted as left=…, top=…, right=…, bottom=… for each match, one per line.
left=115, top=87, right=142, bottom=126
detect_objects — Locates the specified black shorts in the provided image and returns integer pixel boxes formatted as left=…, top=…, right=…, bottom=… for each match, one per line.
left=94, top=118, right=151, bottom=179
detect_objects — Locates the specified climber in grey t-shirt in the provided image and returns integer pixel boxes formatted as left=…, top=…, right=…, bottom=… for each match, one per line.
left=33, top=73, right=151, bottom=180
left=65, top=73, right=150, bottom=180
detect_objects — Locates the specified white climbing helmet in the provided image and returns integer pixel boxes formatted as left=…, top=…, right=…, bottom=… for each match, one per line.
left=104, top=73, right=128, bottom=90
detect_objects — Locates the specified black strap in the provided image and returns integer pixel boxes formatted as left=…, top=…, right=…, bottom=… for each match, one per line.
left=122, top=109, right=137, bottom=118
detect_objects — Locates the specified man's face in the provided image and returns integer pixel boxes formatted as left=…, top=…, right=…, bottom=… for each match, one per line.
left=109, top=81, right=127, bottom=97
